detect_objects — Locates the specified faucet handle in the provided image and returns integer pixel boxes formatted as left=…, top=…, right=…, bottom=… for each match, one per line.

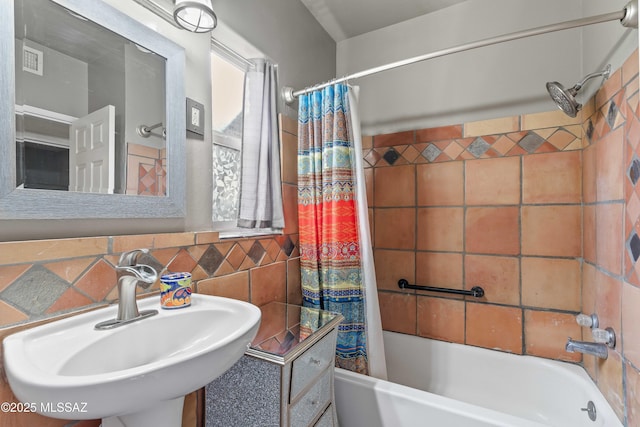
left=592, top=327, right=616, bottom=348
left=118, top=249, right=150, bottom=267
left=576, top=313, right=599, bottom=328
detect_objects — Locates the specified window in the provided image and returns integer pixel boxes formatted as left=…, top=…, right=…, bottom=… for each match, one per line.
left=211, top=43, right=279, bottom=237
left=211, top=50, right=246, bottom=231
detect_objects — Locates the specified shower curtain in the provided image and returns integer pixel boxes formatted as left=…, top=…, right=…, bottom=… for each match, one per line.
left=298, top=83, right=387, bottom=378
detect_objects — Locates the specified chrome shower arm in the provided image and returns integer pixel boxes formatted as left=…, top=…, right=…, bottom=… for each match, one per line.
left=574, top=64, right=612, bottom=91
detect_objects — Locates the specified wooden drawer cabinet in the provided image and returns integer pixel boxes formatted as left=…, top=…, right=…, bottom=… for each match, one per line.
left=205, top=302, right=343, bottom=427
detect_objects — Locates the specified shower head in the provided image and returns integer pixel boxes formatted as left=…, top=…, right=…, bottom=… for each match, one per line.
left=546, top=64, right=611, bottom=118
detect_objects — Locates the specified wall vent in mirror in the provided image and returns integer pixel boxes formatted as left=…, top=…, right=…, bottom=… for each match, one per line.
left=22, top=45, right=43, bottom=76
left=0, top=0, right=187, bottom=219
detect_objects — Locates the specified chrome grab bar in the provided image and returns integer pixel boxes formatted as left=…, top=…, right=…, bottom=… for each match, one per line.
left=398, top=279, right=485, bottom=298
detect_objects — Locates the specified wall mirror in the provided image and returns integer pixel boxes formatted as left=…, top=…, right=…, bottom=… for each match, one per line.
left=0, top=0, right=186, bottom=219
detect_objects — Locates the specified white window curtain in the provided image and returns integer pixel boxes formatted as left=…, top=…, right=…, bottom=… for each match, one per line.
left=237, top=58, right=284, bottom=230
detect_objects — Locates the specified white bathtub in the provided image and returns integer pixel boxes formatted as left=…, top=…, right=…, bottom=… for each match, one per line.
left=335, top=331, right=622, bottom=427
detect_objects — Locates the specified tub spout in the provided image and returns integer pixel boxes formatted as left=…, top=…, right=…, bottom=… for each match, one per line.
left=565, top=338, right=609, bottom=359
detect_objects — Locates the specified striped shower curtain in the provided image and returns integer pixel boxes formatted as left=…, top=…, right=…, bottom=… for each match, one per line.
left=298, top=83, right=368, bottom=374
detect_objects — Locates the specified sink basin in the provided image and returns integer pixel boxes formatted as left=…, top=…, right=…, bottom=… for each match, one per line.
left=3, top=294, right=261, bottom=425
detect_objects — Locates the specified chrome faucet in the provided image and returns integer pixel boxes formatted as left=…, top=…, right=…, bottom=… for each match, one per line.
left=565, top=327, right=616, bottom=360
left=95, top=249, right=159, bottom=330
left=565, top=339, right=609, bottom=359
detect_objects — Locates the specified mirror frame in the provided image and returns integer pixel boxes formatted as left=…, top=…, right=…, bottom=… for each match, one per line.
left=0, top=0, right=186, bottom=219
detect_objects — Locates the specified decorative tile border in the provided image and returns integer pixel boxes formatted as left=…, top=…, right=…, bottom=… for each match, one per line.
left=0, top=231, right=300, bottom=328
left=364, top=120, right=583, bottom=168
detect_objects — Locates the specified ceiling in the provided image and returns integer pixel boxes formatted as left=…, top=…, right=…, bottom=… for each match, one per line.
left=299, top=0, right=469, bottom=42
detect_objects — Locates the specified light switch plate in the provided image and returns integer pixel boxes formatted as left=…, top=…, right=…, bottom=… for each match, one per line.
left=186, top=98, right=204, bottom=136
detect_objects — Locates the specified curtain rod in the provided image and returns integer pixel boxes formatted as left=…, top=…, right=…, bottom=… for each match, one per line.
left=282, top=0, right=638, bottom=104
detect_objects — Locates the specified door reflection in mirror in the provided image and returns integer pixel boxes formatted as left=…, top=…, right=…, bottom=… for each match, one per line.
left=14, top=0, right=166, bottom=195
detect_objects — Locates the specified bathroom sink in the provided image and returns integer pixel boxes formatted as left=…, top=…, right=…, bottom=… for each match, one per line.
left=3, top=294, right=261, bottom=425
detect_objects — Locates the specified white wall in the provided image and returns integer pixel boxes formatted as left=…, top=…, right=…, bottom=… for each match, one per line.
left=2, top=0, right=336, bottom=241
left=581, top=0, right=638, bottom=100
left=337, top=0, right=636, bottom=135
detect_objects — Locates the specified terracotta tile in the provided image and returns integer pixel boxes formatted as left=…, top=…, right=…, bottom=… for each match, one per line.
left=0, top=237, right=108, bottom=264
left=466, top=303, right=522, bottom=354
left=521, top=205, right=581, bottom=257
left=362, top=135, right=373, bottom=149
left=596, top=127, right=625, bottom=202
left=622, top=49, right=638, bottom=85
left=416, top=125, right=462, bottom=142
left=464, top=255, right=519, bottom=306
left=626, top=361, right=640, bottom=427
left=41, top=258, right=91, bottom=284
left=465, top=207, right=519, bottom=255
left=151, top=248, right=179, bottom=266
left=281, top=131, right=298, bottom=184
left=286, top=258, right=302, bottom=305
left=521, top=257, right=581, bottom=311
left=465, top=157, right=520, bottom=205
left=195, top=231, right=220, bottom=245
left=595, top=269, right=622, bottom=338
left=491, top=136, right=516, bottom=155
left=521, top=109, right=582, bottom=130
left=279, top=114, right=297, bottom=136
left=378, top=291, right=416, bottom=335
left=213, top=260, right=236, bottom=277
left=442, top=141, right=464, bottom=160
left=417, top=296, right=464, bottom=343
left=0, top=300, right=28, bottom=326
left=45, top=287, right=94, bottom=314
left=416, top=252, right=463, bottom=290
left=416, top=208, right=463, bottom=252
left=0, top=264, right=31, bottom=292
left=597, top=350, right=624, bottom=420
left=74, top=420, right=102, bottom=427
left=112, top=234, right=155, bottom=253
left=282, top=183, right=299, bottom=235
left=582, top=263, right=597, bottom=315
left=523, top=151, right=581, bottom=203
left=374, top=131, right=414, bottom=147
left=546, top=129, right=577, bottom=150
left=375, top=208, right=416, bottom=250
left=197, top=271, right=249, bottom=301
left=364, top=168, right=374, bottom=207
left=151, top=232, right=195, bottom=249
left=416, top=162, right=463, bottom=206
left=583, top=205, right=596, bottom=264
left=524, top=310, right=581, bottom=362
left=596, top=203, right=624, bottom=275
left=250, top=262, right=286, bottom=306
left=167, top=248, right=198, bottom=274
left=374, top=249, right=415, bottom=291
left=74, top=259, right=117, bottom=301
left=622, top=282, right=640, bottom=368
left=463, top=116, right=519, bottom=137
left=374, top=165, right=415, bottom=207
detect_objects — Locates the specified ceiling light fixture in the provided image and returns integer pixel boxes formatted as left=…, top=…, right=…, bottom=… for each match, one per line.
left=173, top=0, right=217, bottom=33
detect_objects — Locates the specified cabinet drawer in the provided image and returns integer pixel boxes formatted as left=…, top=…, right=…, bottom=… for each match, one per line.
left=290, top=331, right=335, bottom=401
left=313, top=405, right=334, bottom=427
left=289, top=369, right=331, bottom=427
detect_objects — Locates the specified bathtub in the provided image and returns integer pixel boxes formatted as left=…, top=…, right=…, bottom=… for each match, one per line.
left=334, top=331, right=622, bottom=427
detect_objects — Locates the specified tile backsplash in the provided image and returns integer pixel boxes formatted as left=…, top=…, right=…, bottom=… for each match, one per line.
left=368, top=48, right=640, bottom=424
left=0, top=115, right=300, bottom=427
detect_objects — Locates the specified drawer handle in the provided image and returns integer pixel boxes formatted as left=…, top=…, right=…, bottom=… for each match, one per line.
left=309, top=357, right=322, bottom=366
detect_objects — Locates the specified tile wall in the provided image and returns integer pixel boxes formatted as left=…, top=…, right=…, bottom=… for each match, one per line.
left=0, top=116, right=299, bottom=427
left=368, top=49, right=639, bottom=424
left=126, top=143, right=167, bottom=196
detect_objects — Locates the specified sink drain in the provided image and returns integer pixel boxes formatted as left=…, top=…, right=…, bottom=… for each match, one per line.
left=581, top=401, right=597, bottom=422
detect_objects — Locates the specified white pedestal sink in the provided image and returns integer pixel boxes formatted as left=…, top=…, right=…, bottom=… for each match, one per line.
left=3, top=294, right=261, bottom=427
